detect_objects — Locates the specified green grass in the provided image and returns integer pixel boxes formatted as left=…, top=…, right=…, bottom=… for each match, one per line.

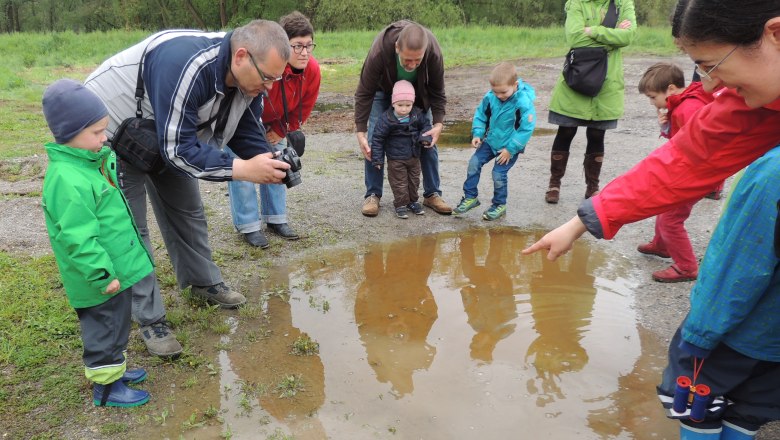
left=0, top=26, right=678, bottom=158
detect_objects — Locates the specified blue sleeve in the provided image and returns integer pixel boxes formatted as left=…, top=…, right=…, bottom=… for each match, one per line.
left=682, top=148, right=780, bottom=350
left=507, top=90, right=536, bottom=155
left=226, top=98, right=272, bottom=159
left=471, top=93, right=490, bottom=139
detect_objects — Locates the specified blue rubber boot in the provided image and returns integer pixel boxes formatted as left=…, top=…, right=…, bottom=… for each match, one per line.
left=721, top=421, right=756, bottom=440
left=121, top=368, right=147, bottom=384
left=680, top=423, right=721, bottom=439
left=93, top=380, right=150, bottom=407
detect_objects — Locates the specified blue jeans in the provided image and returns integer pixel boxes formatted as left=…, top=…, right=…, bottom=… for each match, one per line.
left=364, top=91, right=441, bottom=199
left=462, top=141, right=519, bottom=206
left=225, top=142, right=287, bottom=234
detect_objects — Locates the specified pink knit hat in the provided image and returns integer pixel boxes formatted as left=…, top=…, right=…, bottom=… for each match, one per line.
left=392, top=80, right=415, bottom=104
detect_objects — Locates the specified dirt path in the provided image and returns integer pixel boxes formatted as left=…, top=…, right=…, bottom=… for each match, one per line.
left=3, top=54, right=777, bottom=438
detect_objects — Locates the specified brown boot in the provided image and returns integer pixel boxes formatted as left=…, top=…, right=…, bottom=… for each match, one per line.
left=584, top=153, right=603, bottom=199
left=545, top=150, right=569, bottom=204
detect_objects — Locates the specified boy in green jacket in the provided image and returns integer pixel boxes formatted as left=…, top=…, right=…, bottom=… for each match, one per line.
left=41, top=79, right=153, bottom=407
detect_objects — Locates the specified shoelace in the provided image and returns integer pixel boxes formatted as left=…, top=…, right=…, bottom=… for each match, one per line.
left=150, top=322, right=170, bottom=337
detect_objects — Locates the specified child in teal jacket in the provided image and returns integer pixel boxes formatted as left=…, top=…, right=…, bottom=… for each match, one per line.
left=453, top=62, right=536, bottom=221
left=41, top=79, right=154, bottom=407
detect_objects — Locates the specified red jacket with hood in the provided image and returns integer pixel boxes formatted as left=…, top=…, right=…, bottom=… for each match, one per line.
left=261, top=56, right=321, bottom=139
left=578, top=88, right=780, bottom=239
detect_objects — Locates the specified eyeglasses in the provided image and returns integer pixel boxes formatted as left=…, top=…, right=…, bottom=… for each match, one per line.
left=247, top=52, right=282, bottom=85
left=694, top=46, right=738, bottom=82
left=291, top=43, right=316, bottom=54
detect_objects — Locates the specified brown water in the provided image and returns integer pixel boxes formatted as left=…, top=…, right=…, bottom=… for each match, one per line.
left=141, top=228, right=677, bottom=440
left=438, top=120, right=557, bottom=147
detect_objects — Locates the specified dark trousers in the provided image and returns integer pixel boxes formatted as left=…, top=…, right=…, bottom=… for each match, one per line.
left=387, top=158, right=421, bottom=208
left=76, top=290, right=131, bottom=379
left=658, top=327, right=780, bottom=431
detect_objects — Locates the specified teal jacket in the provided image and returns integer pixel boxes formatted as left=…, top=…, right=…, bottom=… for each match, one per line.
left=681, top=146, right=780, bottom=362
left=471, top=80, right=537, bottom=156
left=42, top=143, right=153, bottom=309
left=549, top=0, right=637, bottom=121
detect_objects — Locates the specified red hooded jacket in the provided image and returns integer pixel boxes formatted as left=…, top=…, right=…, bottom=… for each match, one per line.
left=663, top=81, right=714, bottom=138
left=579, top=88, right=780, bottom=239
left=261, top=56, right=321, bottom=138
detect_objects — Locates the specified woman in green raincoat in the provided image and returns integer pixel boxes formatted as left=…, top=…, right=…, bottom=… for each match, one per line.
left=544, top=0, right=636, bottom=204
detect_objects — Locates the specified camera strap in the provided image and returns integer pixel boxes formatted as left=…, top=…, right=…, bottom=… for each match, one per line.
left=278, top=73, right=304, bottom=136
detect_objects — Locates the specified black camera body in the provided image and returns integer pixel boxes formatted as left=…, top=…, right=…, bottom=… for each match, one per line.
left=286, top=130, right=306, bottom=157
left=278, top=145, right=302, bottom=188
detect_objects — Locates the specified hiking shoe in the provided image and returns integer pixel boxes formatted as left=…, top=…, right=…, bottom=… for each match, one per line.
left=408, top=202, right=424, bottom=215
left=453, top=197, right=480, bottom=215
left=423, top=194, right=453, bottom=215
left=637, top=242, right=671, bottom=258
left=545, top=188, right=560, bottom=204
left=191, top=282, right=247, bottom=309
left=482, top=204, right=506, bottom=221
left=652, top=265, right=697, bottom=283
left=93, top=380, right=150, bottom=408
left=396, top=206, right=409, bottom=219
left=140, top=321, right=182, bottom=358
left=362, top=195, right=380, bottom=217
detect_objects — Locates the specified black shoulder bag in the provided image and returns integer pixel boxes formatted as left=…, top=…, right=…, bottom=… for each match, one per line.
left=562, top=0, right=618, bottom=97
left=279, top=77, right=306, bottom=157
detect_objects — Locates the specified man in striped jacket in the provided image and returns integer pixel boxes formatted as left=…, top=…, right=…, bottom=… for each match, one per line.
left=85, top=20, right=290, bottom=358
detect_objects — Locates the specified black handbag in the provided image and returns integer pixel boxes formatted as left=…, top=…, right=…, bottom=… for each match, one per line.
left=562, top=0, right=618, bottom=97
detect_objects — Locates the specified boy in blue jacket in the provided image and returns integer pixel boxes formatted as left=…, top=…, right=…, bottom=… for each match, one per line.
left=453, top=62, right=536, bottom=220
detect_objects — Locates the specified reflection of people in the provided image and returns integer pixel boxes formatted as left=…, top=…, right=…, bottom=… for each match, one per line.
left=84, top=20, right=290, bottom=357
left=635, top=62, right=714, bottom=283
left=226, top=11, right=321, bottom=247
left=526, top=241, right=596, bottom=406
left=452, top=62, right=536, bottom=221
left=355, top=20, right=452, bottom=217
left=656, top=146, right=780, bottom=439
left=459, top=229, right=516, bottom=362
left=370, top=80, right=432, bottom=219
left=354, top=237, right=438, bottom=397
left=544, top=0, right=636, bottom=204
left=41, top=80, right=153, bottom=407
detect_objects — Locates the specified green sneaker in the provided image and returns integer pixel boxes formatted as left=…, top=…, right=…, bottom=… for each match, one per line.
left=482, top=204, right=506, bottom=221
left=453, top=197, right=480, bottom=215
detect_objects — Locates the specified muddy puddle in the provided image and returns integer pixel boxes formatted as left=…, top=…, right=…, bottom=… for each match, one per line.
left=438, top=120, right=557, bottom=147
left=142, top=228, right=677, bottom=440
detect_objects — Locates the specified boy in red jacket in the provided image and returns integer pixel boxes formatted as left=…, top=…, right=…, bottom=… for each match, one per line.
left=635, top=63, right=714, bottom=282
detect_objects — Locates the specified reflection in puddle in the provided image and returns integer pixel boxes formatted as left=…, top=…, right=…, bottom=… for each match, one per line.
left=140, top=228, right=676, bottom=439
left=438, top=120, right=557, bottom=147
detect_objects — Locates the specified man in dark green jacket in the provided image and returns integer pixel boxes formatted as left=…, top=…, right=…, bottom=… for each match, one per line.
left=355, top=20, right=452, bottom=217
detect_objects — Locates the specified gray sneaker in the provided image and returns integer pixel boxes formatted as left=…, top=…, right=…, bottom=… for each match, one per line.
left=140, top=320, right=183, bottom=358
left=191, top=282, right=247, bottom=309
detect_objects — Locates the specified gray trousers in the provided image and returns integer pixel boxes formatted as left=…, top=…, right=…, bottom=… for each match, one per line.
left=117, top=159, right=223, bottom=326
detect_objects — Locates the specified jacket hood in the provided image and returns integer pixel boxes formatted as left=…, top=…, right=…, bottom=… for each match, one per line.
left=44, top=143, right=110, bottom=168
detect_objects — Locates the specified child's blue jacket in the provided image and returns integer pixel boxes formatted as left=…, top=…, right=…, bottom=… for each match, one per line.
left=471, top=80, right=536, bottom=156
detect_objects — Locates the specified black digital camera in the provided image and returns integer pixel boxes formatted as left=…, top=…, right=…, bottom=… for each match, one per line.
left=278, top=145, right=302, bottom=188
left=286, top=130, right=306, bottom=157
left=417, top=134, right=433, bottom=148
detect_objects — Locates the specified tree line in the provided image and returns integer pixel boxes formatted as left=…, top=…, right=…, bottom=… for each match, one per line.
left=1, top=0, right=677, bottom=33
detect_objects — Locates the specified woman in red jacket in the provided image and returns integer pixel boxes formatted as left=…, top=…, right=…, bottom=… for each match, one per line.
left=227, top=11, right=321, bottom=247
left=524, top=0, right=780, bottom=260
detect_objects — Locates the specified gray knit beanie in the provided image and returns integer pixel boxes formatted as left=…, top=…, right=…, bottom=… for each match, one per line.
left=42, top=79, right=108, bottom=144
